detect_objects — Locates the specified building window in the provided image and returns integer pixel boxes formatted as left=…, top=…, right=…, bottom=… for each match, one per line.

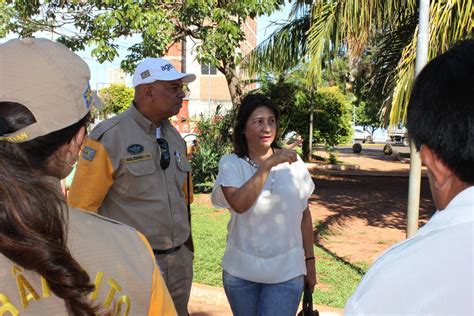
left=201, top=63, right=217, bottom=75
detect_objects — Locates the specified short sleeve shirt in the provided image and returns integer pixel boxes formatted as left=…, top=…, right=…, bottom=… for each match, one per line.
left=211, top=153, right=315, bottom=283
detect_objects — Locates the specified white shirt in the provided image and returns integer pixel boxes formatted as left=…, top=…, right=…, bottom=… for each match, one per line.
left=345, top=186, right=474, bottom=315
left=212, top=153, right=315, bottom=283
left=156, top=127, right=161, bottom=138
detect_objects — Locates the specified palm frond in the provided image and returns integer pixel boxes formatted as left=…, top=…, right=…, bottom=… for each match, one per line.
left=289, top=0, right=311, bottom=19
left=372, top=14, right=418, bottom=126
left=305, top=0, right=416, bottom=87
left=243, top=14, right=311, bottom=76
left=304, top=1, right=338, bottom=86
left=245, top=0, right=472, bottom=126
left=387, top=0, right=473, bottom=126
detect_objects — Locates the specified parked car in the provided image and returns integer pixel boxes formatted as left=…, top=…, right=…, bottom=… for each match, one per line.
left=353, top=128, right=372, bottom=143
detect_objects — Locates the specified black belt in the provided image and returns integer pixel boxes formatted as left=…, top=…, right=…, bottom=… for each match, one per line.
left=153, top=245, right=182, bottom=255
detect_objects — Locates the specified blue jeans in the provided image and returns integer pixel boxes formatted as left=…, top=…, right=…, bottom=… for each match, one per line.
left=223, top=270, right=304, bottom=316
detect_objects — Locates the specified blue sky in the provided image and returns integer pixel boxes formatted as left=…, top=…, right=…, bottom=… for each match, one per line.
left=257, top=2, right=292, bottom=44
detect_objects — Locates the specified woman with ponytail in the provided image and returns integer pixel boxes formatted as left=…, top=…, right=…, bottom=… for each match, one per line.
left=0, top=38, right=176, bottom=316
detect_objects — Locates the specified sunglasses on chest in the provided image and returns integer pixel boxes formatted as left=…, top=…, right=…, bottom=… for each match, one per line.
left=156, top=138, right=171, bottom=169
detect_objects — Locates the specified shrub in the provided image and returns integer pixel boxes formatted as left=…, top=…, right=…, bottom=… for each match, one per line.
left=326, top=145, right=340, bottom=164
left=190, top=106, right=233, bottom=193
left=98, top=84, right=134, bottom=117
left=329, top=153, right=338, bottom=164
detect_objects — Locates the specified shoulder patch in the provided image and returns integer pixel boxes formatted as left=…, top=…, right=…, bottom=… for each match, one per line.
left=82, top=146, right=96, bottom=161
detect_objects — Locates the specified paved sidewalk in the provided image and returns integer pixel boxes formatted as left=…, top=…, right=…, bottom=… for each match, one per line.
left=189, top=283, right=343, bottom=316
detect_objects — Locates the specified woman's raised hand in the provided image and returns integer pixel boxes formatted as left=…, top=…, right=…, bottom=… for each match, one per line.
left=264, top=148, right=297, bottom=169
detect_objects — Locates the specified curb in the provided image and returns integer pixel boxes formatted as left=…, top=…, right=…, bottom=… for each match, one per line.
left=305, top=163, right=428, bottom=178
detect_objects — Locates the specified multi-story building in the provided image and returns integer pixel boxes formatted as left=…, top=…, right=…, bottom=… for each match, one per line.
left=107, top=67, right=127, bottom=85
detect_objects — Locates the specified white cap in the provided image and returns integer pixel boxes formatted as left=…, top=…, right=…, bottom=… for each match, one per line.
left=0, top=38, right=97, bottom=143
left=132, top=57, right=196, bottom=87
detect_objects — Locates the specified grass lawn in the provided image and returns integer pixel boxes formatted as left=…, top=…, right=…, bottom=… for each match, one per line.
left=191, top=195, right=367, bottom=309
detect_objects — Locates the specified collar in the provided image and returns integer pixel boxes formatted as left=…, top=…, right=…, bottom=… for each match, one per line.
left=128, top=102, right=156, bottom=136
left=417, top=186, right=474, bottom=235
left=444, top=185, right=474, bottom=210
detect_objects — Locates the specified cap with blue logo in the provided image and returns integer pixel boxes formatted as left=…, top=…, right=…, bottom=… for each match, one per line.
left=0, top=38, right=98, bottom=142
left=132, top=57, right=196, bottom=88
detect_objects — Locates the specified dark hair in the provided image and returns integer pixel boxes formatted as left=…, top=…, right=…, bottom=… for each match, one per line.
left=0, top=102, right=98, bottom=315
left=407, top=39, right=474, bottom=184
left=0, top=102, right=91, bottom=175
left=233, top=93, right=281, bottom=157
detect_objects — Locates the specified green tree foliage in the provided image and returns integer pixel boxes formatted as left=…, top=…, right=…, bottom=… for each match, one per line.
left=98, top=84, right=134, bottom=117
left=190, top=106, right=234, bottom=193
left=321, top=56, right=350, bottom=91
left=0, top=0, right=285, bottom=107
left=355, top=102, right=380, bottom=138
left=313, top=86, right=352, bottom=147
left=248, top=0, right=472, bottom=125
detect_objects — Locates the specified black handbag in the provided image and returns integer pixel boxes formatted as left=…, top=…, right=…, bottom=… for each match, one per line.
left=297, top=286, right=319, bottom=316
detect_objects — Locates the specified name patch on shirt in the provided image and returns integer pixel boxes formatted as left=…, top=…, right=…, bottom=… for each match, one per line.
left=124, top=153, right=152, bottom=163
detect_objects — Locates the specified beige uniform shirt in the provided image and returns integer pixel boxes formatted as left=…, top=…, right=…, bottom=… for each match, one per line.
left=68, top=104, right=192, bottom=250
left=0, top=207, right=176, bottom=315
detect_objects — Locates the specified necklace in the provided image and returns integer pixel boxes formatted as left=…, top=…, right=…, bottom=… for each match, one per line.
left=243, top=156, right=259, bottom=169
left=243, top=156, right=276, bottom=192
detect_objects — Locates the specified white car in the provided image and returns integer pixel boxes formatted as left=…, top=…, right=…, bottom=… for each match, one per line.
left=353, top=128, right=372, bottom=143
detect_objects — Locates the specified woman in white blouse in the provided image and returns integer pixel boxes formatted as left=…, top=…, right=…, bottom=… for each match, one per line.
left=212, top=93, right=316, bottom=316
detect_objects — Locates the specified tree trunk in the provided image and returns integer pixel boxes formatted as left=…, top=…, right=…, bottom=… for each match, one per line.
left=219, top=60, right=243, bottom=109
left=302, top=138, right=309, bottom=161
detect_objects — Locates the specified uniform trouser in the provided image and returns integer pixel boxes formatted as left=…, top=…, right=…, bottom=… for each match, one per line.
left=155, top=245, right=194, bottom=316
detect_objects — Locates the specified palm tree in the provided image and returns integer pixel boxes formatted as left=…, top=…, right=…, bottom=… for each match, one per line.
left=247, top=0, right=472, bottom=125
left=383, top=0, right=472, bottom=124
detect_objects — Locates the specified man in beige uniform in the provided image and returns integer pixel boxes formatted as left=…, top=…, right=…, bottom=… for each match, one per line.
left=68, top=57, right=196, bottom=315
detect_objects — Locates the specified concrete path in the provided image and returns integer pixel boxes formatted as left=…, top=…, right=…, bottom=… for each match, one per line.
left=188, top=283, right=343, bottom=316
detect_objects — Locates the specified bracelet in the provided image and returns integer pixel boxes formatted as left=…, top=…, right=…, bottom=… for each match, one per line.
left=305, top=256, right=315, bottom=261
